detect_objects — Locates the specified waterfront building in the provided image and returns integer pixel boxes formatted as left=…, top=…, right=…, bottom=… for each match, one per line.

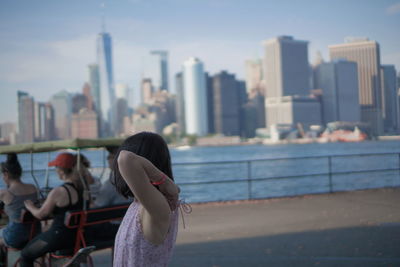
left=97, top=31, right=116, bottom=136
left=116, top=83, right=134, bottom=110
left=183, top=57, right=208, bottom=136
left=237, top=80, right=248, bottom=136
left=380, top=65, right=399, bottom=133
left=265, top=96, right=321, bottom=130
left=17, top=91, right=35, bottom=144
left=71, top=108, right=98, bottom=139
left=245, top=58, right=263, bottom=94
left=0, top=122, right=16, bottom=144
left=263, top=36, right=314, bottom=130
left=50, top=91, right=72, bottom=140
left=115, top=98, right=129, bottom=135
left=44, top=103, right=56, bottom=141
left=155, top=90, right=176, bottom=130
left=148, top=50, right=169, bottom=91
left=205, top=72, right=215, bottom=134
left=115, top=83, right=132, bottom=135
left=34, top=102, right=54, bottom=141
left=82, top=83, right=94, bottom=111
left=141, top=78, right=154, bottom=105
left=175, top=72, right=185, bottom=135
left=72, top=93, right=88, bottom=114
left=314, top=59, right=360, bottom=125
left=212, top=71, right=241, bottom=136
left=241, top=102, right=258, bottom=138
left=248, top=90, right=266, bottom=129
left=263, top=36, right=310, bottom=98
left=329, top=38, right=383, bottom=135
left=126, top=112, right=158, bottom=134
left=88, top=64, right=101, bottom=112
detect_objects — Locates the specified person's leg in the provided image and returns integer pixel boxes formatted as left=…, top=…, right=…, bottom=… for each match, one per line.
left=20, top=227, right=75, bottom=267
left=19, top=235, right=51, bottom=267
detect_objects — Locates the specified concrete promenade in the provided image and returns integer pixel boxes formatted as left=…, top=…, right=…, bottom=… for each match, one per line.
left=91, top=188, right=400, bottom=267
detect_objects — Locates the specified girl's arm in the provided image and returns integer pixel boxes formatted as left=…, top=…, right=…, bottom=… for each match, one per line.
left=117, top=150, right=178, bottom=220
left=24, top=187, right=63, bottom=220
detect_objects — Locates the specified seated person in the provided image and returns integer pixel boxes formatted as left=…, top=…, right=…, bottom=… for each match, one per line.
left=85, top=146, right=131, bottom=241
left=78, top=154, right=101, bottom=203
left=94, top=146, right=130, bottom=207
left=0, top=153, right=40, bottom=250
left=20, top=153, right=86, bottom=267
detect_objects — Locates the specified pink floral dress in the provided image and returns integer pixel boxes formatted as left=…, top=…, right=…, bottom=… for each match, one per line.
left=113, top=201, right=179, bottom=267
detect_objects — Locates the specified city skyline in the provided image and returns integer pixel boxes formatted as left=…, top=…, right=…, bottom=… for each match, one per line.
left=1, top=0, right=400, bottom=124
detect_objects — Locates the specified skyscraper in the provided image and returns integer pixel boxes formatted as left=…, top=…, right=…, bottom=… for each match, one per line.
left=82, top=82, right=94, bottom=111
left=263, top=36, right=310, bottom=98
left=149, top=50, right=169, bottom=91
left=245, top=59, right=263, bottom=94
left=97, top=32, right=116, bottom=136
left=205, top=73, right=215, bottom=134
left=115, top=83, right=134, bottom=110
left=88, top=64, right=101, bottom=112
left=265, top=96, right=321, bottom=129
left=380, top=65, right=398, bottom=133
left=50, top=91, right=72, bottom=140
left=34, top=102, right=47, bottom=141
left=329, top=38, right=383, bottom=135
left=141, top=78, right=154, bottom=105
left=263, top=36, right=317, bottom=131
left=314, top=60, right=360, bottom=125
left=44, top=103, right=56, bottom=141
left=183, top=57, right=208, bottom=136
left=71, top=108, right=99, bottom=139
left=212, top=71, right=241, bottom=136
left=17, top=91, right=35, bottom=143
left=175, top=72, right=185, bottom=135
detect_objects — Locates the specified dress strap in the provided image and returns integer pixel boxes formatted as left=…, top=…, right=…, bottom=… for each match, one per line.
left=178, top=200, right=192, bottom=229
left=61, top=184, right=73, bottom=206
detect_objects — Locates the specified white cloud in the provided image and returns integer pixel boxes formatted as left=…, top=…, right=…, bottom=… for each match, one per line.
left=386, top=2, right=400, bottom=15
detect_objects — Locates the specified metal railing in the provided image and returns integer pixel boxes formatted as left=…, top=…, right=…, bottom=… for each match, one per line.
left=10, top=152, right=400, bottom=203
left=173, top=152, right=400, bottom=203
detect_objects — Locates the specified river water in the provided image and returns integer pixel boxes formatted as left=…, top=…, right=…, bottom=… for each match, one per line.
left=1, top=140, right=399, bottom=203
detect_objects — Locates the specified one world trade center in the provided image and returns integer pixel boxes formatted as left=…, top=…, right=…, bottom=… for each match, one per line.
left=97, top=31, right=116, bottom=136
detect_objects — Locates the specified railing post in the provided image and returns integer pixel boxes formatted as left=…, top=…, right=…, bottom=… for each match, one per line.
left=247, top=161, right=252, bottom=200
left=398, top=153, right=400, bottom=185
left=328, top=156, right=333, bottom=193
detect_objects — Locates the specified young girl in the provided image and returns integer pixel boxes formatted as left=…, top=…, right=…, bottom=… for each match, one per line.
left=112, top=132, right=180, bottom=267
left=0, top=153, right=39, bottom=249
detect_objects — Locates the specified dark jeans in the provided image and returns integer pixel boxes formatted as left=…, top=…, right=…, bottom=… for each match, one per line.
left=20, top=226, right=75, bottom=267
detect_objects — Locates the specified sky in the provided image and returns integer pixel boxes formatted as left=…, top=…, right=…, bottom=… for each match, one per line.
left=0, top=0, right=400, bottom=124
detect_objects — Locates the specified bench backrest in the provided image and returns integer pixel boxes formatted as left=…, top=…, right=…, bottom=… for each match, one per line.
left=64, top=204, right=130, bottom=229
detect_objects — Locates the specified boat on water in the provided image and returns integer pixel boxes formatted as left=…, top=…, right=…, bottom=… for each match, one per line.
left=320, top=126, right=367, bottom=142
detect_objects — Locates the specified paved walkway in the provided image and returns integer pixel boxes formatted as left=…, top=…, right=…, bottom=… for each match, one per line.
left=91, top=188, right=400, bottom=267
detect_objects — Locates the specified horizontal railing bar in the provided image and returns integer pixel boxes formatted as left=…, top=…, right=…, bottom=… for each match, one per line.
left=20, top=152, right=400, bottom=171
left=172, top=152, right=399, bottom=166
left=176, top=168, right=400, bottom=186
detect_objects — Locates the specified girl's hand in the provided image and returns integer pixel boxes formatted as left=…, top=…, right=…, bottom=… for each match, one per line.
left=158, top=176, right=180, bottom=211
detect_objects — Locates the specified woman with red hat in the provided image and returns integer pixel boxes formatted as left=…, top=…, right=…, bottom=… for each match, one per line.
left=19, top=152, right=85, bottom=267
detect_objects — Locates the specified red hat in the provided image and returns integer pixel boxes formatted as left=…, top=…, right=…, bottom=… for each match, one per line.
left=48, top=153, right=76, bottom=169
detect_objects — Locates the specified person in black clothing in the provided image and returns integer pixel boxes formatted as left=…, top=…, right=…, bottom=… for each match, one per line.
left=20, top=153, right=85, bottom=267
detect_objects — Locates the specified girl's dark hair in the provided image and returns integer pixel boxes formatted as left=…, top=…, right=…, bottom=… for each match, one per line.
left=112, top=132, right=174, bottom=198
left=1, top=153, right=22, bottom=179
